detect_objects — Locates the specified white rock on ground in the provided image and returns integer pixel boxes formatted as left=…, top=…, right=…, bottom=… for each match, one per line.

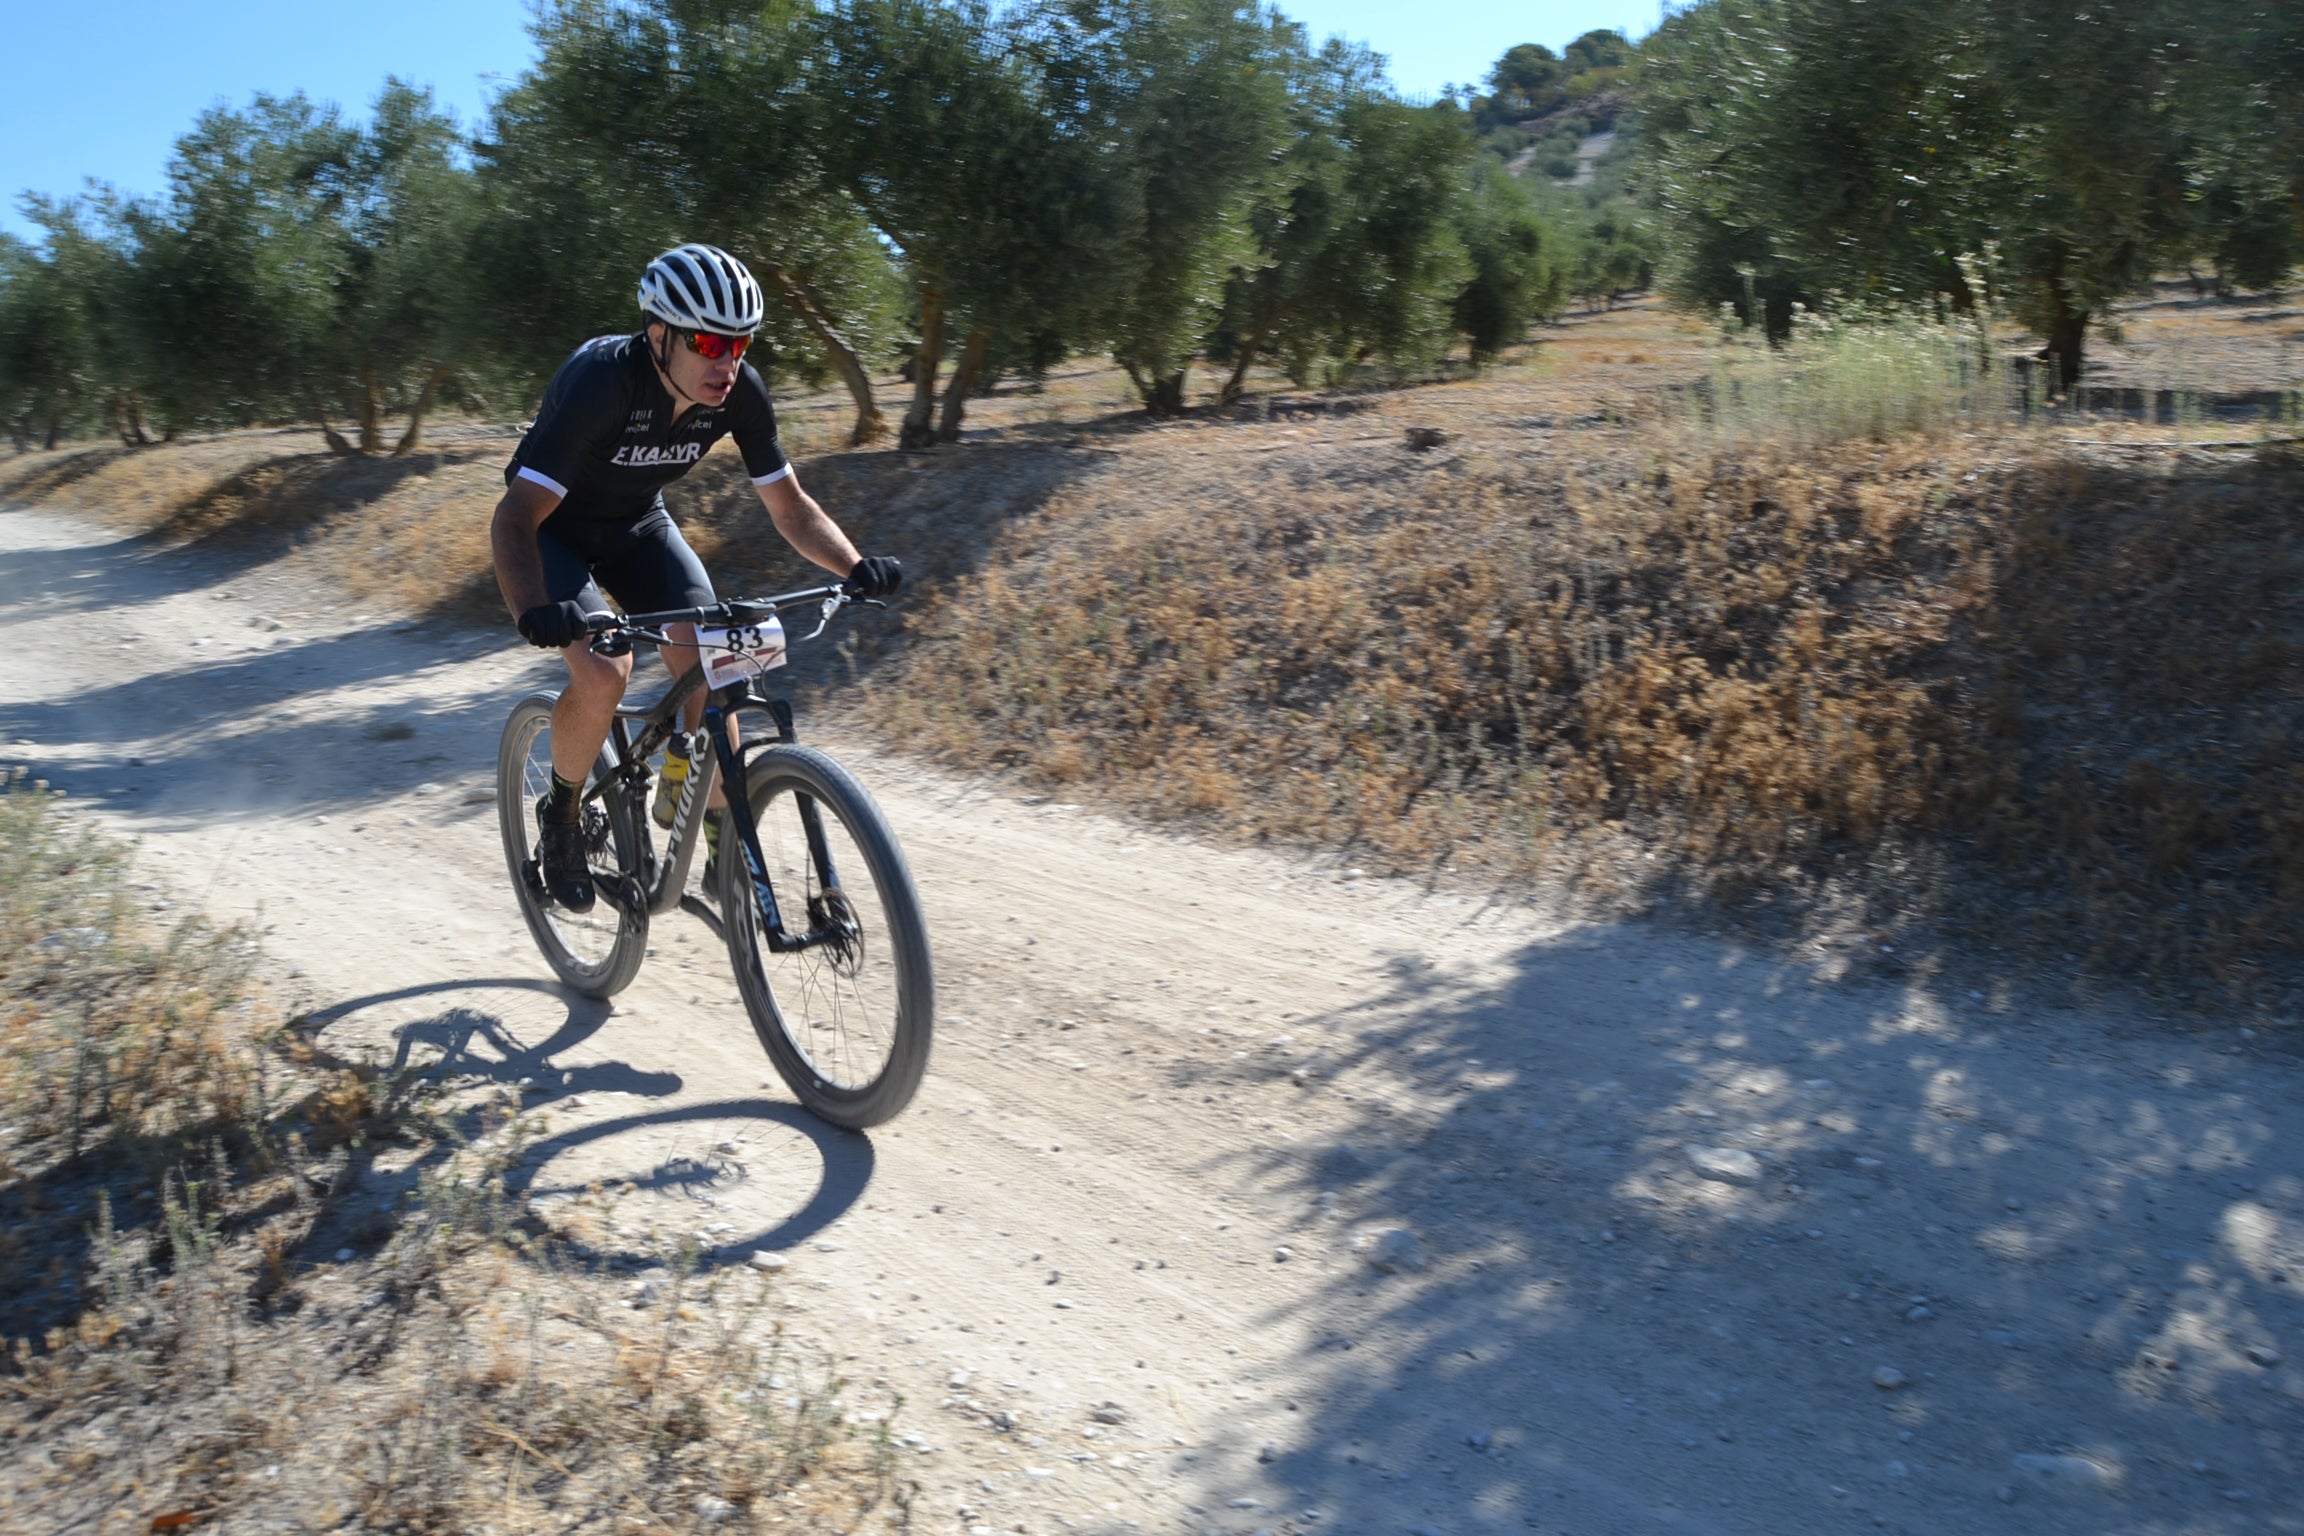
left=1354, top=1226, right=1429, bottom=1273
left=1685, top=1145, right=1763, bottom=1185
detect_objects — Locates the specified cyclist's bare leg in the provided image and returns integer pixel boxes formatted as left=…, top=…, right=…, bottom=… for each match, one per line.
left=550, top=639, right=632, bottom=786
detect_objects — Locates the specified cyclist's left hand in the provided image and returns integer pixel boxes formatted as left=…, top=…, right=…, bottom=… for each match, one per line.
left=845, top=555, right=903, bottom=599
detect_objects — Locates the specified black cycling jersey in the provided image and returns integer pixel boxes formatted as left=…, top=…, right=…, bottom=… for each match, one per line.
left=506, top=332, right=789, bottom=525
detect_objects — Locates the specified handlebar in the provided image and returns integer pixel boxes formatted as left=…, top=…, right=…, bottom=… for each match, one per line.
left=584, top=581, right=883, bottom=656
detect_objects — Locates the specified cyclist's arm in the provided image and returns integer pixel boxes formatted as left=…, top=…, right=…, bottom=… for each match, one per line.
left=491, top=476, right=567, bottom=620
left=757, top=469, right=863, bottom=579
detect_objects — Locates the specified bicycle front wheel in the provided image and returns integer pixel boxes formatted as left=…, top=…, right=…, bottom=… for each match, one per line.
left=497, top=692, right=649, bottom=998
left=720, top=745, right=933, bottom=1128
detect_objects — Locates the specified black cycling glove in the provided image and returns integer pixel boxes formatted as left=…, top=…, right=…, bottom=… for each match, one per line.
left=517, top=600, right=593, bottom=650
left=846, top=555, right=904, bottom=599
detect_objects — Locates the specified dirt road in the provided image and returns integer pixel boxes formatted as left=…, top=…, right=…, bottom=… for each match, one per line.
left=3, top=503, right=2300, bottom=1536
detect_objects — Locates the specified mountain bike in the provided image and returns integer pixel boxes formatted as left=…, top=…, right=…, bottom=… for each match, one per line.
left=493, top=583, right=932, bottom=1128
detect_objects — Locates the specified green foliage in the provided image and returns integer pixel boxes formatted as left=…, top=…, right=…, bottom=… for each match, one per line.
left=1049, top=0, right=1293, bottom=413
left=1470, top=29, right=1633, bottom=134
left=1517, top=116, right=1660, bottom=311
left=128, top=94, right=353, bottom=429
left=1640, top=0, right=2302, bottom=378
left=0, top=217, right=103, bottom=448
left=1209, top=45, right=1476, bottom=395
left=6, top=0, right=1621, bottom=447
left=317, top=82, right=481, bottom=447
left=813, top=0, right=1126, bottom=438
left=1676, top=308, right=2007, bottom=446
left=1452, top=158, right=1561, bottom=362
left=473, top=0, right=897, bottom=409
left=2181, top=0, right=2304, bottom=293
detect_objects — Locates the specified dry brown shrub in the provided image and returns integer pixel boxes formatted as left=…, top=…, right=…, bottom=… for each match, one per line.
left=0, top=774, right=273, bottom=1161
left=854, top=425, right=2304, bottom=1004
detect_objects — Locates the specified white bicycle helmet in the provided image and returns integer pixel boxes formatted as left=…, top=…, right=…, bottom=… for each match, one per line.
left=637, top=243, right=765, bottom=335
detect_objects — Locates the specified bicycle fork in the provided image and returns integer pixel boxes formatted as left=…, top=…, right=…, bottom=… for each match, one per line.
left=700, top=694, right=854, bottom=956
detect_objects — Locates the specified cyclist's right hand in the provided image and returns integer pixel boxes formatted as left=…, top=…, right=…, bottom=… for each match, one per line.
left=517, top=600, right=595, bottom=650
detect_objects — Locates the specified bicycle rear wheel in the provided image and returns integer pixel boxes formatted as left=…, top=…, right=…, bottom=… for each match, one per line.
left=497, top=692, right=649, bottom=998
left=720, top=745, right=933, bottom=1128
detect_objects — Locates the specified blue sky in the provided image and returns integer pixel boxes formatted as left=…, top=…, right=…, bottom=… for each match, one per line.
left=1, top=0, right=1666, bottom=244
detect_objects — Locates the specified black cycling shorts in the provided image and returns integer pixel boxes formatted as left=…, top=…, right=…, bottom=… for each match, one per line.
left=538, top=506, right=716, bottom=617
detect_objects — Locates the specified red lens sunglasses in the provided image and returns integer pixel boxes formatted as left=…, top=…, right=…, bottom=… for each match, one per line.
left=682, top=329, right=752, bottom=362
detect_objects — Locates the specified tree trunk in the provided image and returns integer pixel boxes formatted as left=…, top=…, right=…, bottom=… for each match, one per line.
left=2040, top=257, right=2088, bottom=396
left=1144, top=367, right=1189, bottom=418
left=317, top=412, right=361, bottom=458
left=2046, top=309, right=2088, bottom=393
left=44, top=415, right=63, bottom=450
left=1219, top=340, right=1262, bottom=408
left=900, top=278, right=947, bottom=452
left=357, top=365, right=384, bottom=455
left=1219, top=308, right=1292, bottom=407
left=392, top=365, right=452, bottom=456
left=762, top=263, right=888, bottom=447
left=936, top=325, right=995, bottom=443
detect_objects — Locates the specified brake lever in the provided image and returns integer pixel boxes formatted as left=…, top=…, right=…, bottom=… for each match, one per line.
left=797, top=591, right=849, bottom=643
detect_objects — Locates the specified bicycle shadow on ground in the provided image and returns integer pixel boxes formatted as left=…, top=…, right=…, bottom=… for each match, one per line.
left=305, top=978, right=680, bottom=1103
left=504, top=1100, right=875, bottom=1269
left=299, top=977, right=872, bottom=1272
left=1159, top=926, right=2303, bottom=1536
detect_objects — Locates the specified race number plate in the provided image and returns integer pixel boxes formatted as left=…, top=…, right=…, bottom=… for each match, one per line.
left=698, top=618, right=788, bottom=688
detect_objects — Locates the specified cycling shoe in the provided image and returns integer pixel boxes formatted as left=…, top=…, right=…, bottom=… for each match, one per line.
left=535, top=799, right=597, bottom=913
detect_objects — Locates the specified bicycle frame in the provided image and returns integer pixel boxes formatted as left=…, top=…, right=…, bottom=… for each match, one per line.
left=580, top=647, right=850, bottom=955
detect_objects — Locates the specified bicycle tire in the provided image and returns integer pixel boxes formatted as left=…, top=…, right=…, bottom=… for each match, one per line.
left=497, top=691, right=649, bottom=998
left=719, top=744, right=934, bottom=1127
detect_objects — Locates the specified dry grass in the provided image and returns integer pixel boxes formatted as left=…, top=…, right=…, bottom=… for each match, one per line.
left=0, top=772, right=272, bottom=1176
left=854, top=417, right=2304, bottom=1005
left=0, top=785, right=908, bottom=1534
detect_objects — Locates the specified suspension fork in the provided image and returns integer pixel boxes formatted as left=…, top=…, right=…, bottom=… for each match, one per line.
left=708, top=691, right=845, bottom=954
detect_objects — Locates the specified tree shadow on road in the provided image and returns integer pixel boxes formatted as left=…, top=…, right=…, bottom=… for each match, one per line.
left=1172, top=929, right=2302, bottom=1535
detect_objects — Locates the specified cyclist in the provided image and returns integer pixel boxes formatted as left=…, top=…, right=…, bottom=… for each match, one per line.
left=492, top=242, right=901, bottom=912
